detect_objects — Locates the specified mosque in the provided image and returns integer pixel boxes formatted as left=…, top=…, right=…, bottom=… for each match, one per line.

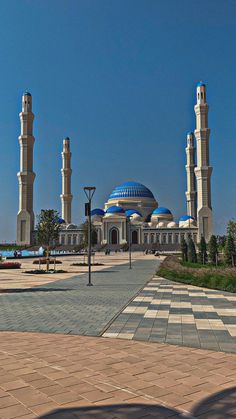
left=16, top=82, right=213, bottom=250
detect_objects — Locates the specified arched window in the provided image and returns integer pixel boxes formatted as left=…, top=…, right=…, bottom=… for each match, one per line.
left=132, top=230, right=138, bottom=244
left=110, top=228, right=119, bottom=244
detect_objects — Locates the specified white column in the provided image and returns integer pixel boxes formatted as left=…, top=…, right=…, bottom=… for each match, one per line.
left=60, top=138, right=73, bottom=224
left=17, top=92, right=35, bottom=245
left=194, top=82, right=213, bottom=241
left=185, top=132, right=197, bottom=219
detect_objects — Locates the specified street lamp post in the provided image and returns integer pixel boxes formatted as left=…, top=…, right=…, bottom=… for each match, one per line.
left=84, top=186, right=96, bottom=286
left=127, top=216, right=132, bottom=269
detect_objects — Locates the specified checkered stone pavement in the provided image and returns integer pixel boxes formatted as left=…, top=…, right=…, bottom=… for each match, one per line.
left=103, top=276, right=236, bottom=353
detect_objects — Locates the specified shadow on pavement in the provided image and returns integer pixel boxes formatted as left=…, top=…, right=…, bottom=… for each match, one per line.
left=0, top=288, right=72, bottom=293
left=38, top=403, right=185, bottom=419
left=192, top=386, right=236, bottom=418
left=92, top=270, right=119, bottom=273
left=38, top=387, right=236, bottom=418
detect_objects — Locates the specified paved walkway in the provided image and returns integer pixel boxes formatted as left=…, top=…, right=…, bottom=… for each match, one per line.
left=0, top=332, right=236, bottom=418
left=0, top=259, right=158, bottom=336
left=0, top=253, right=151, bottom=290
left=103, top=276, right=236, bottom=353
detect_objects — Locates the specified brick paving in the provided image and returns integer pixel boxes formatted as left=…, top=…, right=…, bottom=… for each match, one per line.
left=0, top=259, right=158, bottom=336
left=0, top=332, right=235, bottom=418
left=103, top=276, right=236, bottom=353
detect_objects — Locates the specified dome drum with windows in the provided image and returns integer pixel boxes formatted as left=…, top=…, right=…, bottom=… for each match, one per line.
left=105, top=181, right=158, bottom=218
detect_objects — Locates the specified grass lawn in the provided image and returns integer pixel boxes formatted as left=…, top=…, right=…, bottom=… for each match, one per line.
left=158, top=256, right=236, bottom=293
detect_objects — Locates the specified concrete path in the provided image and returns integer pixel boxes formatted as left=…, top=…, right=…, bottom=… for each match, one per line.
left=0, top=259, right=158, bottom=336
left=103, top=276, right=236, bottom=353
left=0, top=332, right=236, bottom=418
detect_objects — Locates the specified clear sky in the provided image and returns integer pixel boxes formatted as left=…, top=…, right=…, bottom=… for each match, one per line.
left=0, top=0, right=236, bottom=241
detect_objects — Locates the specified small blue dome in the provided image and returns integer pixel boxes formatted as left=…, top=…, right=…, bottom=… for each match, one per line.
left=125, top=209, right=142, bottom=217
left=197, top=81, right=205, bottom=87
left=179, top=215, right=195, bottom=222
left=91, top=208, right=105, bottom=217
left=58, top=217, right=65, bottom=224
left=187, top=132, right=193, bottom=136
left=109, top=181, right=154, bottom=200
left=106, top=206, right=125, bottom=214
left=23, top=91, right=31, bottom=96
left=152, top=207, right=172, bottom=215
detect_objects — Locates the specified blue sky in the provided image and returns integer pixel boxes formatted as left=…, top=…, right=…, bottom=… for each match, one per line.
left=0, top=0, right=236, bottom=241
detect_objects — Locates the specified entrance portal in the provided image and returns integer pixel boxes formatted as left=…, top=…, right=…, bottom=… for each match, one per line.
left=132, top=230, right=138, bottom=244
left=110, top=228, right=119, bottom=244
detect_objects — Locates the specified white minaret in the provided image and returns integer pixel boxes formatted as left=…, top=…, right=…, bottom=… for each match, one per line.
left=17, top=92, right=35, bottom=245
left=194, top=82, right=213, bottom=241
left=185, top=132, right=197, bottom=220
left=60, top=137, right=72, bottom=224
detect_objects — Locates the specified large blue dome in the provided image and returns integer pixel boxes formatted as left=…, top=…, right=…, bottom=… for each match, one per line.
left=109, top=182, right=154, bottom=200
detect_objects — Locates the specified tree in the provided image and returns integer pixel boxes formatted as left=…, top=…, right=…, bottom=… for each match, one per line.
left=180, top=237, right=188, bottom=262
left=224, top=235, right=236, bottom=267
left=198, top=236, right=208, bottom=264
left=80, top=221, right=97, bottom=247
left=188, top=237, right=197, bottom=263
left=208, top=235, right=218, bottom=265
left=36, top=210, right=61, bottom=271
left=227, top=220, right=236, bottom=244
left=217, top=235, right=226, bottom=252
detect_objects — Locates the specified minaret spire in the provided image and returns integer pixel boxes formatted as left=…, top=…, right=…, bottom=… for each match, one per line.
left=60, top=137, right=72, bottom=224
left=194, top=82, right=213, bottom=241
left=185, top=132, right=197, bottom=220
left=16, top=92, right=35, bottom=245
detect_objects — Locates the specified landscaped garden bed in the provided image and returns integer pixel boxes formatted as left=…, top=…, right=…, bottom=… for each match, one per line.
left=158, top=255, right=236, bottom=293
left=33, top=259, right=62, bottom=264
left=0, top=262, right=21, bottom=269
left=24, top=269, right=67, bottom=274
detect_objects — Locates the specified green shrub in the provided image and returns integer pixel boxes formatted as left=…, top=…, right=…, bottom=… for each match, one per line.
left=158, top=255, right=236, bottom=293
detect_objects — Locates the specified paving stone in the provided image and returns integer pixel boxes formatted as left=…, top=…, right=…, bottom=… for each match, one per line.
left=104, top=276, right=236, bottom=353
left=0, top=260, right=157, bottom=337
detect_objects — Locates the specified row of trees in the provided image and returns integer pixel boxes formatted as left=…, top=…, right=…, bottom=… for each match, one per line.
left=181, top=235, right=219, bottom=265
left=181, top=220, right=236, bottom=267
